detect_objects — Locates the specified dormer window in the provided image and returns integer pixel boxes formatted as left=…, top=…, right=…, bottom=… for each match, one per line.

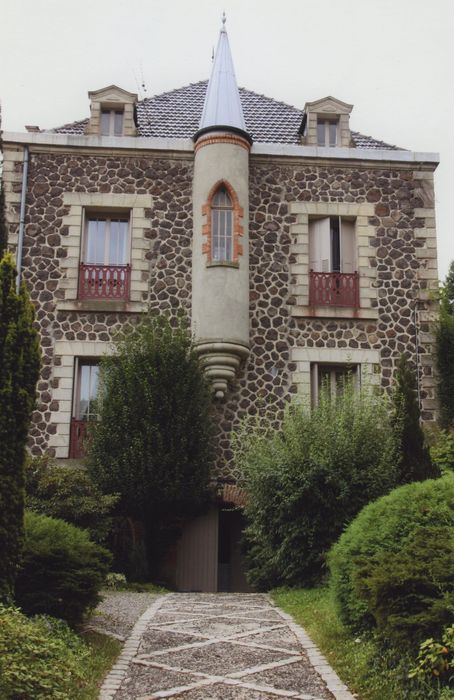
left=100, top=109, right=124, bottom=136
left=302, top=97, right=353, bottom=148
left=317, top=118, right=338, bottom=147
left=85, top=85, right=138, bottom=137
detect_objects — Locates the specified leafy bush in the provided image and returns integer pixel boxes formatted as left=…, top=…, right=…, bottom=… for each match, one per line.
left=409, top=624, right=454, bottom=686
left=15, top=511, right=111, bottom=626
left=25, top=455, right=119, bottom=543
left=329, top=474, right=454, bottom=651
left=429, top=426, right=454, bottom=475
left=0, top=605, right=89, bottom=699
left=237, top=380, right=399, bottom=588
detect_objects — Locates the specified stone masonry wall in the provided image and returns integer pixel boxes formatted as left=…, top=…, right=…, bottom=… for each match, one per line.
left=3, top=145, right=438, bottom=478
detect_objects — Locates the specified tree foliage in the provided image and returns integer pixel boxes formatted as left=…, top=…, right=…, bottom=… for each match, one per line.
left=236, top=379, right=399, bottom=589
left=436, top=261, right=454, bottom=429
left=87, top=315, right=214, bottom=573
left=0, top=188, right=7, bottom=258
left=391, top=354, right=439, bottom=484
left=0, top=252, right=40, bottom=602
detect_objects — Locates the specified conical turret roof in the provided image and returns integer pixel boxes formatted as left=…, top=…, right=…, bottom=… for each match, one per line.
left=197, top=14, right=247, bottom=136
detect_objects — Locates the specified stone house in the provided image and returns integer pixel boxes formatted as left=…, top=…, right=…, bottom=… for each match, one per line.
left=1, top=19, right=439, bottom=591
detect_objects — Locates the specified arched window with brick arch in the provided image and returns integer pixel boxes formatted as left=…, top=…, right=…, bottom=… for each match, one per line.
left=202, top=181, right=244, bottom=265
left=212, top=186, right=233, bottom=262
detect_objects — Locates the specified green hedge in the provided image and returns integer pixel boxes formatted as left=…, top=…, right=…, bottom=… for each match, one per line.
left=0, top=605, right=89, bottom=699
left=15, top=511, right=111, bottom=626
left=329, top=474, right=454, bottom=651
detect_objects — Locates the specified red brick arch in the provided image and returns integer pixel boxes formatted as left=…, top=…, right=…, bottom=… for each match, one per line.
left=201, top=180, right=244, bottom=263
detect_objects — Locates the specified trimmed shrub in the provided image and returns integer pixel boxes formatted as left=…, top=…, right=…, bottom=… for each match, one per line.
left=237, top=380, right=399, bottom=588
left=15, top=511, right=111, bottom=625
left=25, top=455, right=119, bottom=543
left=0, top=605, right=89, bottom=699
left=329, top=474, right=454, bottom=651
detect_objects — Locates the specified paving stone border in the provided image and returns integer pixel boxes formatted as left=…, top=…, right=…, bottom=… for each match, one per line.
left=99, top=595, right=168, bottom=700
left=267, top=596, right=356, bottom=700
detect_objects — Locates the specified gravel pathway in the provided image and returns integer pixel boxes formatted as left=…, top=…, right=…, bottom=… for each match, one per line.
left=87, top=591, right=159, bottom=640
left=99, top=593, right=355, bottom=700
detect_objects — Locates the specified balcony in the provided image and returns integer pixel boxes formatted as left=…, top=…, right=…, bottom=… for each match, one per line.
left=69, top=418, right=89, bottom=459
left=78, top=263, right=131, bottom=300
left=309, top=270, right=359, bottom=308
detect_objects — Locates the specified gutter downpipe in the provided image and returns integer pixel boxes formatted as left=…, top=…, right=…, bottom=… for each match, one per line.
left=16, top=145, right=29, bottom=293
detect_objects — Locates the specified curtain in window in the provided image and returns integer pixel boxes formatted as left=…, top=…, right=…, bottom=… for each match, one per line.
left=85, top=218, right=128, bottom=265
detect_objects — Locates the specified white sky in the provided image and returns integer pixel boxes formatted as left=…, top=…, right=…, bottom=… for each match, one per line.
left=1, top=0, right=453, bottom=278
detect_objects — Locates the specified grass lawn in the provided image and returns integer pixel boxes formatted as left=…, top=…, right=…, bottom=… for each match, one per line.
left=272, top=587, right=413, bottom=700
left=79, top=630, right=122, bottom=700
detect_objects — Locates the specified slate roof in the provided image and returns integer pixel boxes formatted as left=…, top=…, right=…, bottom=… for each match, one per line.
left=51, top=80, right=400, bottom=150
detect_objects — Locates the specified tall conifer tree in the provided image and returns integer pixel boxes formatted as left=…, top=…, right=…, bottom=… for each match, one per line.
left=391, top=354, right=439, bottom=484
left=436, top=261, right=454, bottom=428
left=0, top=253, right=40, bottom=602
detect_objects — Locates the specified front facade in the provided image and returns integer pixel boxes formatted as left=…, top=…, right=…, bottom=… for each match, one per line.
left=2, top=21, right=439, bottom=590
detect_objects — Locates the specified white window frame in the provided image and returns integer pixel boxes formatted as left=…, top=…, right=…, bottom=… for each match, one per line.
left=72, top=358, right=100, bottom=421
left=311, top=362, right=360, bottom=405
left=211, top=186, right=234, bottom=263
left=100, top=108, right=124, bottom=136
left=82, top=211, right=131, bottom=266
left=309, top=216, right=356, bottom=274
left=317, top=118, right=338, bottom=147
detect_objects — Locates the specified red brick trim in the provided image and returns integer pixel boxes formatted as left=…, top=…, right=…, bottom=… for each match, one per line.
left=202, top=180, right=244, bottom=263
left=195, top=133, right=251, bottom=154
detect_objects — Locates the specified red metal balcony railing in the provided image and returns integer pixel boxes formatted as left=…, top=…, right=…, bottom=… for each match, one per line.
left=79, top=263, right=131, bottom=300
left=309, top=270, right=360, bottom=308
left=69, top=418, right=90, bottom=459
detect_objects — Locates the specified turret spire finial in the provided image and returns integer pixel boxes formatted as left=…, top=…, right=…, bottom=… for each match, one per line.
left=221, top=11, right=226, bottom=32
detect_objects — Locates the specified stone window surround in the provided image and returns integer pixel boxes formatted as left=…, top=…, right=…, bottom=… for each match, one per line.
left=289, top=201, right=378, bottom=319
left=48, top=341, right=113, bottom=458
left=57, top=192, right=151, bottom=312
left=201, top=179, right=244, bottom=267
left=85, top=85, right=138, bottom=137
left=291, top=347, right=380, bottom=404
left=302, top=97, right=353, bottom=148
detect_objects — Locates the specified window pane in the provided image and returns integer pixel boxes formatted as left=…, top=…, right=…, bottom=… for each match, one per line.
left=108, top=219, right=128, bottom=264
left=79, top=364, right=99, bottom=419
left=86, top=219, right=106, bottom=264
left=330, top=217, right=341, bottom=273
left=329, top=122, right=337, bottom=147
left=100, top=111, right=110, bottom=136
left=211, top=187, right=233, bottom=262
left=317, top=121, right=325, bottom=146
left=114, top=111, right=123, bottom=136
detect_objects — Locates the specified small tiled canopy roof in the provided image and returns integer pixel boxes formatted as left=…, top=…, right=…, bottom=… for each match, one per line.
left=52, top=80, right=400, bottom=150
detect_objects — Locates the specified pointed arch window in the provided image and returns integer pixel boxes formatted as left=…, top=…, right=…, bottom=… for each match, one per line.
left=211, top=186, right=233, bottom=262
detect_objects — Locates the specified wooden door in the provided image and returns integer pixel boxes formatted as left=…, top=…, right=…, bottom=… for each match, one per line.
left=175, top=507, right=219, bottom=592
